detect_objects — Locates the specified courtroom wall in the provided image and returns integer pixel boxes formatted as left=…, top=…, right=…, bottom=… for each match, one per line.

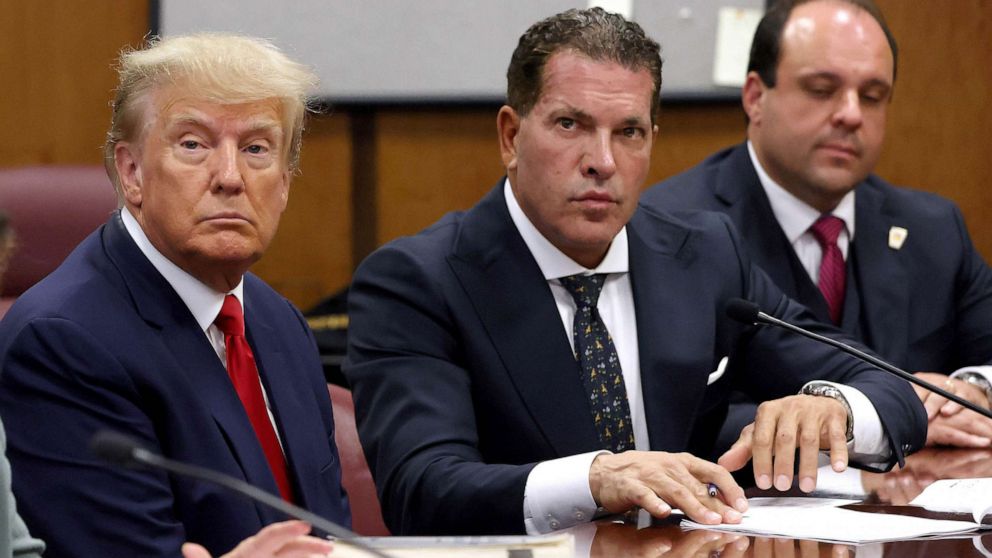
left=1, top=0, right=988, bottom=309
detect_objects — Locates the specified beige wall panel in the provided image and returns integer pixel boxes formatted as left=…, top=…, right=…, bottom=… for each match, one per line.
left=375, top=110, right=505, bottom=245
left=875, top=0, right=992, bottom=260
left=252, top=115, right=353, bottom=310
left=646, top=103, right=745, bottom=187
left=0, top=1, right=148, bottom=166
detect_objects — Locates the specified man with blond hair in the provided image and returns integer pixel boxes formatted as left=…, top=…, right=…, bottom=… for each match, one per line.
left=0, top=34, right=348, bottom=556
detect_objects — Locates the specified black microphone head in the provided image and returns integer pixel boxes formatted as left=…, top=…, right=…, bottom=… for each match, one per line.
left=90, top=430, right=143, bottom=467
left=725, top=298, right=761, bottom=324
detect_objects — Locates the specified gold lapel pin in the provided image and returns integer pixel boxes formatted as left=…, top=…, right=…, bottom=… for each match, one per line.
left=888, top=226, right=908, bottom=250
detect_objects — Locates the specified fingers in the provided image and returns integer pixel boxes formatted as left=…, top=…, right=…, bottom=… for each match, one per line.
left=928, top=420, right=992, bottom=448
left=825, top=415, right=849, bottom=473
left=926, top=409, right=992, bottom=447
left=726, top=396, right=848, bottom=494
left=182, top=543, right=212, bottom=558
left=796, top=418, right=821, bottom=493
left=590, top=451, right=746, bottom=527
left=220, top=521, right=333, bottom=558
left=749, top=408, right=777, bottom=490
left=940, top=381, right=988, bottom=416
left=717, top=424, right=753, bottom=474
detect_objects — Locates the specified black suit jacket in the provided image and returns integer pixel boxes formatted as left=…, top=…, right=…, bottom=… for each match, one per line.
left=344, top=182, right=926, bottom=536
left=0, top=212, right=349, bottom=557
left=641, top=143, right=992, bottom=372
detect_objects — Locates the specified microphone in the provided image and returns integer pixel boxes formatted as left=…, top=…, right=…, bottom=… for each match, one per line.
left=90, top=430, right=392, bottom=558
left=725, top=298, right=992, bottom=421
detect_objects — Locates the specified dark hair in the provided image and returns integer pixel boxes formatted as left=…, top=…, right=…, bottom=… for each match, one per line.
left=506, top=7, right=663, bottom=122
left=748, top=0, right=898, bottom=87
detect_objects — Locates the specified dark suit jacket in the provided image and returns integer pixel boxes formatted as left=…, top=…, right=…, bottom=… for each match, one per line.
left=0, top=212, right=349, bottom=557
left=344, top=182, right=926, bottom=536
left=641, top=143, right=992, bottom=373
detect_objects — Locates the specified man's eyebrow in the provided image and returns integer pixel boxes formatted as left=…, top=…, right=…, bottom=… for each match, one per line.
left=166, top=114, right=283, bottom=136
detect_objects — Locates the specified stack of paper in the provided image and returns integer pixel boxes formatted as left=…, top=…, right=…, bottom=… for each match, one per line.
left=682, top=497, right=987, bottom=544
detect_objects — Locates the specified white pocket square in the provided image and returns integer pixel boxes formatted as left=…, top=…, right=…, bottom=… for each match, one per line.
left=707, top=356, right=729, bottom=385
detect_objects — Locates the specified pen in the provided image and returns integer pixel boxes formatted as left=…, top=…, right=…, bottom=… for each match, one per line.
left=707, top=483, right=719, bottom=498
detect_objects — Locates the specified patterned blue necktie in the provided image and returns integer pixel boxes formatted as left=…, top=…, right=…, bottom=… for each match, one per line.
left=559, top=273, right=635, bottom=454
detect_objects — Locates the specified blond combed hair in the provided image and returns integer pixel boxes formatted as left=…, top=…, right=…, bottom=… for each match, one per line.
left=104, top=33, right=319, bottom=196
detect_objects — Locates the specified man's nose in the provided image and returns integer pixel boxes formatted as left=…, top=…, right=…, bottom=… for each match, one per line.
left=213, top=142, right=245, bottom=193
left=582, top=132, right=617, bottom=179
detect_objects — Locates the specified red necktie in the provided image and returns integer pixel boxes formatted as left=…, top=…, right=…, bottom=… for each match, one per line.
left=214, top=295, right=294, bottom=502
left=809, top=215, right=847, bottom=325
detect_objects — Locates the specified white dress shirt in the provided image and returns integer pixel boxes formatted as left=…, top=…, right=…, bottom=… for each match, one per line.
left=748, top=142, right=992, bottom=383
left=120, top=208, right=283, bottom=445
left=506, top=174, right=889, bottom=534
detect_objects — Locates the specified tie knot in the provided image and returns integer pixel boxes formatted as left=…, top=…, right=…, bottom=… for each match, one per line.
left=809, top=214, right=845, bottom=247
left=214, top=294, right=245, bottom=337
left=559, top=273, right=606, bottom=309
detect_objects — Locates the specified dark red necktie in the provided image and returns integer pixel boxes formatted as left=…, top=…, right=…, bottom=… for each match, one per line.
left=214, top=294, right=294, bottom=502
left=809, top=215, right=847, bottom=325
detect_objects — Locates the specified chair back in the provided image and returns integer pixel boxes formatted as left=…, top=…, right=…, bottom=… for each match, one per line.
left=328, top=384, right=390, bottom=535
left=0, top=166, right=117, bottom=316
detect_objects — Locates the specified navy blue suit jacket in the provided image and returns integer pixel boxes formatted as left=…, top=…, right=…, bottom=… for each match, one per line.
left=0, top=212, right=349, bottom=557
left=641, top=143, right=992, bottom=373
left=344, top=183, right=926, bottom=536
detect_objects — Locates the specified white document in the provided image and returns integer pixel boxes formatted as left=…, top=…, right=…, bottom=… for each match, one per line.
left=911, top=478, right=992, bottom=523
left=712, top=7, right=762, bottom=87
left=682, top=497, right=986, bottom=544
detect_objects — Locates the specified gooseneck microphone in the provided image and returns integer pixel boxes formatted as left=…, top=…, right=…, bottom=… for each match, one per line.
left=725, top=298, right=992, bottom=421
left=90, top=430, right=392, bottom=558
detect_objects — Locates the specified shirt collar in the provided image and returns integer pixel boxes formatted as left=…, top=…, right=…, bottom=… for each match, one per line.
left=503, top=178, right=628, bottom=280
left=121, top=208, right=244, bottom=332
left=747, top=141, right=856, bottom=243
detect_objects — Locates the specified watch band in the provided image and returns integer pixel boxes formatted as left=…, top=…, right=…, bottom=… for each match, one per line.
left=953, top=372, right=992, bottom=408
left=800, top=382, right=854, bottom=442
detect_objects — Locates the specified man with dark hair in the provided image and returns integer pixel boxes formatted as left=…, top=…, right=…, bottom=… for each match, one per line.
left=642, top=0, right=992, bottom=449
left=345, top=7, right=925, bottom=537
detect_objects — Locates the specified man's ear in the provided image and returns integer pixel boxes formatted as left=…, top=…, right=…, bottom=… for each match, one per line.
left=278, top=170, right=291, bottom=211
left=742, top=71, right=768, bottom=124
left=496, top=105, right=521, bottom=172
left=114, top=142, right=143, bottom=207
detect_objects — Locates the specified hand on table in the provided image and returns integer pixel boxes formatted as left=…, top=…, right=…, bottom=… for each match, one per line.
left=914, top=372, right=992, bottom=448
left=589, top=451, right=748, bottom=526
left=861, top=446, right=992, bottom=504
left=181, top=521, right=333, bottom=558
left=719, top=395, right=849, bottom=493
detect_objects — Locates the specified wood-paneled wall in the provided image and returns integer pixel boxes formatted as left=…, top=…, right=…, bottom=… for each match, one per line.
left=2, top=0, right=989, bottom=310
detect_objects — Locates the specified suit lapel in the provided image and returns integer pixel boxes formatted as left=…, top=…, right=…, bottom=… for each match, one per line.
left=245, top=297, right=332, bottom=510
left=627, top=211, right=711, bottom=451
left=446, top=186, right=601, bottom=457
left=102, top=214, right=283, bottom=516
left=715, top=147, right=832, bottom=321
left=851, top=184, right=910, bottom=360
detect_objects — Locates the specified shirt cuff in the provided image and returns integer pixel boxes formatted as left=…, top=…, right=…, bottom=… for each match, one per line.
left=814, top=382, right=890, bottom=464
left=523, top=451, right=606, bottom=535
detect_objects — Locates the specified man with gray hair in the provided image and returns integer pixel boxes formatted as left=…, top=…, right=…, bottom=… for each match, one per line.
left=0, top=34, right=349, bottom=556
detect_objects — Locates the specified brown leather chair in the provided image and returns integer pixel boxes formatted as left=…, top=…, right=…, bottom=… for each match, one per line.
left=328, top=383, right=390, bottom=535
left=0, top=166, right=117, bottom=317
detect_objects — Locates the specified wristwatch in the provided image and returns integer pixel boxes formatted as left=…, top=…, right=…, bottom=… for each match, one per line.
left=800, top=382, right=854, bottom=442
left=952, top=372, right=992, bottom=408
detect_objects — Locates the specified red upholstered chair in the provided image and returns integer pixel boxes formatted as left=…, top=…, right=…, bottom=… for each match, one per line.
left=0, top=166, right=117, bottom=317
left=328, top=384, right=390, bottom=535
